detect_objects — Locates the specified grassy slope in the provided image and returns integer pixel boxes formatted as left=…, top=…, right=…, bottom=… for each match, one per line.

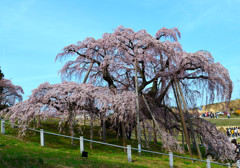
left=205, top=118, right=240, bottom=127
left=0, top=120, right=225, bottom=168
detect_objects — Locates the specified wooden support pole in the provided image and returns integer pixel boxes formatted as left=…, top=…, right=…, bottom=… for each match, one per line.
left=172, top=83, right=185, bottom=151
left=176, top=80, right=202, bottom=160
left=83, top=62, right=93, bottom=83
left=172, top=81, right=193, bottom=158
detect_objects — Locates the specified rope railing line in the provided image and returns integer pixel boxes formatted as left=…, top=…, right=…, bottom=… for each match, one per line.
left=83, top=138, right=127, bottom=149
left=131, top=147, right=169, bottom=156
left=4, top=122, right=41, bottom=132
left=173, top=154, right=238, bottom=167
left=2, top=120, right=238, bottom=167
left=28, top=128, right=41, bottom=132
left=131, top=148, right=238, bottom=167
left=44, top=131, right=80, bottom=140
left=173, top=154, right=207, bottom=162
left=172, top=154, right=237, bottom=167
left=5, top=122, right=20, bottom=127
left=208, top=161, right=237, bottom=167
left=130, top=148, right=238, bottom=168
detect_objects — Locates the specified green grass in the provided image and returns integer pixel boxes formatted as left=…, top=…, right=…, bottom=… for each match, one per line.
left=205, top=118, right=240, bottom=127
left=0, top=119, right=228, bottom=168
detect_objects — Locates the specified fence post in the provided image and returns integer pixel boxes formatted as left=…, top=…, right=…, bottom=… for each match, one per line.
left=80, top=136, right=84, bottom=154
left=40, top=129, right=44, bottom=147
left=227, top=163, right=230, bottom=168
left=169, top=152, right=173, bottom=168
left=206, top=159, right=211, bottom=168
left=138, top=144, right=141, bottom=155
left=127, top=145, right=132, bottom=163
left=1, top=119, right=5, bottom=135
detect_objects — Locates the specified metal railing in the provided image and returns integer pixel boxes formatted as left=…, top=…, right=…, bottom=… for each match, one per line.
left=0, top=119, right=239, bottom=168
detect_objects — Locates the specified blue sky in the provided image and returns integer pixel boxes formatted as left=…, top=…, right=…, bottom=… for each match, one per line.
left=0, top=0, right=240, bottom=102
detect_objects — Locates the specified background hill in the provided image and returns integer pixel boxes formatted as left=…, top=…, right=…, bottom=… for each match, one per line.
left=200, top=99, right=240, bottom=113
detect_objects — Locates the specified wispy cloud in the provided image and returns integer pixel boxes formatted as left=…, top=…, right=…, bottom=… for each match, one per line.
left=212, top=40, right=240, bottom=54
left=181, top=4, right=219, bottom=32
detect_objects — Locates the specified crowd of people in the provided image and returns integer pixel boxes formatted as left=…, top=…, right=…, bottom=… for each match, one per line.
left=201, top=112, right=219, bottom=118
left=201, top=112, right=231, bottom=118
left=231, top=139, right=240, bottom=161
left=226, top=127, right=240, bottom=138
left=227, top=128, right=240, bottom=160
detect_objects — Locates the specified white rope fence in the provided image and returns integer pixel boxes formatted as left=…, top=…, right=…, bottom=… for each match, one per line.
left=1, top=119, right=239, bottom=168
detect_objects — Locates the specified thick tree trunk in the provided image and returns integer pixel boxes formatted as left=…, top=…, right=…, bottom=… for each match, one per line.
left=126, top=128, right=132, bottom=140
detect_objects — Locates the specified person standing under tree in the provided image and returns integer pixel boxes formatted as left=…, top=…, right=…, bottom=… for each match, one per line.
left=235, top=127, right=238, bottom=138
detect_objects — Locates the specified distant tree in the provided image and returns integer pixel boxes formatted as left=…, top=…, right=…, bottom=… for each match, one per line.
left=0, top=67, right=4, bottom=94
left=0, top=67, right=24, bottom=110
left=0, top=67, right=4, bottom=80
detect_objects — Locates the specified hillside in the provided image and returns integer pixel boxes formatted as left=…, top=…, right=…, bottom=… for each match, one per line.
left=0, top=120, right=226, bottom=168
left=201, top=99, right=240, bottom=113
